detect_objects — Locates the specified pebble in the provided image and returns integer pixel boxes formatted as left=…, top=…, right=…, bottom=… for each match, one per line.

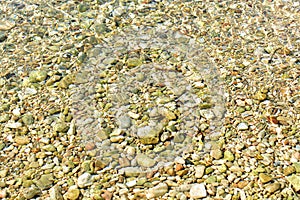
left=286, top=174, right=300, bottom=192
left=137, top=125, right=162, bottom=145
left=14, top=136, right=30, bottom=145
left=64, top=185, right=80, bottom=200
left=210, top=149, right=223, bottom=159
left=146, top=182, right=168, bottom=199
left=190, top=183, right=207, bottom=199
left=224, top=150, right=235, bottom=162
left=77, top=173, right=93, bottom=188
left=265, top=182, right=281, bottom=194
left=259, top=173, right=273, bottom=184
left=136, top=153, right=156, bottom=168
left=283, top=166, right=296, bottom=176
left=5, top=122, right=22, bottom=129
left=23, top=186, right=42, bottom=199
left=28, top=70, right=48, bottom=83
left=237, top=122, right=249, bottom=131
left=49, top=185, right=63, bottom=200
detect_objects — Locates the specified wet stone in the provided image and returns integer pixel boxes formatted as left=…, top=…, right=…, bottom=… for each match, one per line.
left=117, top=115, right=132, bottom=129
left=136, top=153, right=156, bottom=168
left=146, top=182, right=168, bottom=199
left=137, top=125, right=162, bottom=145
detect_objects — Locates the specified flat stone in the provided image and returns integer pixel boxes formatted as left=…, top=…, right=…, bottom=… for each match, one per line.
left=259, top=173, right=272, bottom=184
left=117, top=115, right=131, bottom=129
left=5, top=122, right=22, bottom=129
left=265, top=182, right=281, bottom=194
left=35, top=174, right=54, bottom=189
left=293, top=162, right=300, bottom=173
left=23, top=186, right=42, bottom=199
left=123, top=167, right=144, bottom=177
left=136, top=153, right=156, bottom=168
left=137, top=125, right=162, bottom=145
left=237, top=122, right=249, bottom=130
left=190, top=183, right=207, bottom=199
left=283, top=166, right=296, bottom=176
left=29, top=70, right=48, bottom=83
left=64, top=185, right=80, bottom=200
left=286, top=174, right=300, bottom=191
left=146, top=183, right=168, bottom=199
left=14, top=136, right=30, bottom=145
left=49, top=185, right=63, bottom=200
left=77, top=172, right=94, bottom=188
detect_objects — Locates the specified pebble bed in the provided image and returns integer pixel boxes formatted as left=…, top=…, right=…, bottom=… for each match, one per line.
left=0, top=0, right=300, bottom=199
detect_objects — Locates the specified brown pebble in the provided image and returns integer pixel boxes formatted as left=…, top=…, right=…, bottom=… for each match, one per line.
left=175, top=163, right=184, bottom=171
left=85, top=142, right=96, bottom=151
left=101, top=190, right=112, bottom=200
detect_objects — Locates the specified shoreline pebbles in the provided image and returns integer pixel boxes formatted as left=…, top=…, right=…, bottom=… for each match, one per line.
left=0, top=0, right=299, bottom=199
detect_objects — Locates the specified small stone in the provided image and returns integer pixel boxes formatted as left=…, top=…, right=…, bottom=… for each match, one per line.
left=259, top=173, right=272, bottom=184
left=14, top=136, right=30, bottom=145
left=35, top=174, right=54, bottom=189
left=117, top=115, right=131, bottom=129
left=265, top=182, right=281, bottom=194
left=0, top=114, right=9, bottom=123
left=286, top=174, right=300, bottom=191
left=283, top=166, right=296, bottom=176
left=293, top=162, right=300, bottom=173
left=146, top=183, right=168, bottom=199
left=123, top=167, right=144, bottom=177
left=5, top=122, right=22, bottom=129
left=65, top=185, right=80, bottom=200
left=49, top=185, right=63, bottom=200
left=126, top=57, right=142, bottom=68
left=224, top=150, right=235, bottom=161
left=136, top=153, right=156, bottom=168
left=23, top=186, right=42, bottom=199
left=29, top=70, right=47, bottom=83
left=0, top=190, right=7, bottom=198
left=54, top=122, right=69, bottom=133
left=237, top=122, right=249, bottom=130
left=205, top=175, right=217, bottom=184
left=210, top=149, right=223, bottom=159
left=126, top=179, right=137, bottom=187
left=0, top=169, right=8, bottom=178
left=190, top=183, right=207, bottom=199
left=137, top=125, right=162, bottom=145
left=22, top=114, right=34, bottom=125
left=254, top=91, right=267, bottom=101
left=0, top=20, right=15, bottom=31
left=77, top=172, right=93, bottom=188
left=42, top=144, right=56, bottom=152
